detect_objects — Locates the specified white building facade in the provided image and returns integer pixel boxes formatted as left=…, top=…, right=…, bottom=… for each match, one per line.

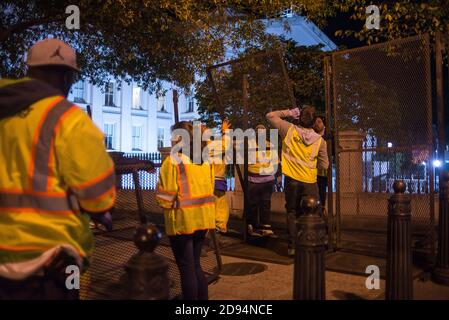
left=68, top=15, right=336, bottom=153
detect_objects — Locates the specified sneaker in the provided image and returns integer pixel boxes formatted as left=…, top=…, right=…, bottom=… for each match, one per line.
left=248, top=224, right=262, bottom=237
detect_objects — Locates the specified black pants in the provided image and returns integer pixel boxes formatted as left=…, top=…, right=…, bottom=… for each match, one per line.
left=284, top=176, right=319, bottom=248
left=0, top=252, right=79, bottom=300
left=169, top=229, right=208, bottom=300
left=247, top=181, right=274, bottom=227
left=317, top=175, right=328, bottom=208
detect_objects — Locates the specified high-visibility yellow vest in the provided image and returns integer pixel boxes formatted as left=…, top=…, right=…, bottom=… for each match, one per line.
left=248, top=142, right=279, bottom=176
left=0, top=78, right=116, bottom=265
left=282, top=126, right=323, bottom=183
left=156, top=154, right=216, bottom=236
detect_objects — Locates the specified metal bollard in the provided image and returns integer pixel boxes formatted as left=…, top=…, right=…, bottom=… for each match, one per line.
left=386, top=180, right=413, bottom=300
left=433, top=171, right=449, bottom=285
left=293, top=195, right=327, bottom=300
left=122, top=224, right=170, bottom=299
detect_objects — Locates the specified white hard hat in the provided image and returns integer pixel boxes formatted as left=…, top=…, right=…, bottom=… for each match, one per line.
left=26, top=38, right=80, bottom=72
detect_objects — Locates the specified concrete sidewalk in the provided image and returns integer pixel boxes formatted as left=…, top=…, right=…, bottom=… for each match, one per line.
left=208, top=255, right=449, bottom=300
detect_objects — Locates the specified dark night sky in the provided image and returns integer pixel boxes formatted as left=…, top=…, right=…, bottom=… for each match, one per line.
left=321, top=12, right=366, bottom=49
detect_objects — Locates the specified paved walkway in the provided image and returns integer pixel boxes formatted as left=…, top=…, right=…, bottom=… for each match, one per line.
left=209, top=255, right=449, bottom=300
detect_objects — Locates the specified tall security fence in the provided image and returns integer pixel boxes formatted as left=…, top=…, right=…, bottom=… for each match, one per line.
left=207, top=50, right=296, bottom=129
left=325, top=34, right=440, bottom=258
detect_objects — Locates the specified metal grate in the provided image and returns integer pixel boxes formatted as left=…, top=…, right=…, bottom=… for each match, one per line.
left=327, top=34, right=436, bottom=257
left=207, top=50, right=296, bottom=128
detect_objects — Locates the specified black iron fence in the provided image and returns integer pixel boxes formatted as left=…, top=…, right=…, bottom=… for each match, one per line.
left=120, top=152, right=162, bottom=190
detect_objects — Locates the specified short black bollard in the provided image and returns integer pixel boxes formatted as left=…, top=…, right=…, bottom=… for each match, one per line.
left=386, top=180, right=413, bottom=300
left=293, top=196, right=327, bottom=300
left=433, top=171, right=449, bottom=285
left=122, top=224, right=170, bottom=299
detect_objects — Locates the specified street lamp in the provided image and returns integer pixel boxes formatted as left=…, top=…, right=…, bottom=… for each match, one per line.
left=433, top=159, right=442, bottom=168
left=433, top=160, right=442, bottom=191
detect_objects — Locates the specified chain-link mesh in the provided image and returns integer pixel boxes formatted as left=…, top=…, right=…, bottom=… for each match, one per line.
left=207, top=50, right=295, bottom=128
left=329, top=34, right=436, bottom=257
left=79, top=157, right=221, bottom=300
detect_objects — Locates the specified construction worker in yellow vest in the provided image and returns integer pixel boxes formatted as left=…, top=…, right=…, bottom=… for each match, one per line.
left=156, top=121, right=215, bottom=300
left=0, top=39, right=116, bottom=299
left=246, top=124, right=280, bottom=237
left=266, top=106, right=329, bottom=256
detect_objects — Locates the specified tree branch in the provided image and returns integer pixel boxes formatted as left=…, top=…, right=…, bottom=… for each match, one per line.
left=0, top=15, right=65, bottom=42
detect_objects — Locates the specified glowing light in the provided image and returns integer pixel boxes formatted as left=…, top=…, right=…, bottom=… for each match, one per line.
left=433, top=160, right=442, bottom=168
left=387, top=142, right=393, bottom=148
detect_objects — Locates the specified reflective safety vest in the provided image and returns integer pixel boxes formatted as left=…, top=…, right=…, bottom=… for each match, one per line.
left=282, top=125, right=323, bottom=184
left=248, top=142, right=279, bottom=177
left=156, top=154, right=216, bottom=236
left=0, top=78, right=116, bottom=266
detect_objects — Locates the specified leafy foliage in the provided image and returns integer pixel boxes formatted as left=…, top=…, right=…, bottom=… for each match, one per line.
left=196, top=38, right=326, bottom=129
left=306, top=1, right=449, bottom=45
left=0, top=0, right=328, bottom=92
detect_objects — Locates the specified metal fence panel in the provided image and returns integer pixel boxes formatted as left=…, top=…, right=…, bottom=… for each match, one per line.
left=328, top=34, right=436, bottom=257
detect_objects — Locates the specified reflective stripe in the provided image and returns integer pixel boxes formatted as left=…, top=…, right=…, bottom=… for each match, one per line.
left=32, top=99, right=75, bottom=192
left=0, top=192, right=73, bottom=212
left=177, top=162, right=190, bottom=197
left=71, top=170, right=115, bottom=200
left=175, top=196, right=216, bottom=208
left=156, top=189, right=177, bottom=202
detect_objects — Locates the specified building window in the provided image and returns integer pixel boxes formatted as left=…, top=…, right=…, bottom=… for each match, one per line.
left=132, top=125, right=143, bottom=151
left=157, top=94, right=166, bottom=112
left=104, top=82, right=115, bottom=106
left=132, top=87, right=142, bottom=110
left=104, top=123, right=116, bottom=150
left=73, top=80, right=85, bottom=103
left=186, top=97, right=195, bottom=113
left=157, top=128, right=165, bottom=148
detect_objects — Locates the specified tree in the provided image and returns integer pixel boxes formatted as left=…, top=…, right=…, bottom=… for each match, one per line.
left=304, top=1, right=449, bottom=45
left=1, top=0, right=328, bottom=92
left=196, top=38, right=326, bottom=128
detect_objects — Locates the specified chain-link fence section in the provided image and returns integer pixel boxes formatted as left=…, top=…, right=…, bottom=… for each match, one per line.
left=207, top=50, right=296, bottom=128
left=80, top=154, right=221, bottom=299
left=328, top=34, right=436, bottom=257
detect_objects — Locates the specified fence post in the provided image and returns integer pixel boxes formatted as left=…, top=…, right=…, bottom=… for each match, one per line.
left=433, top=172, right=449, bottom=285
left=386, top=180, right=413, bottom=300
left=293, top=195, right=327, bottom=300
left=123, top=224, right=170, bottom=299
